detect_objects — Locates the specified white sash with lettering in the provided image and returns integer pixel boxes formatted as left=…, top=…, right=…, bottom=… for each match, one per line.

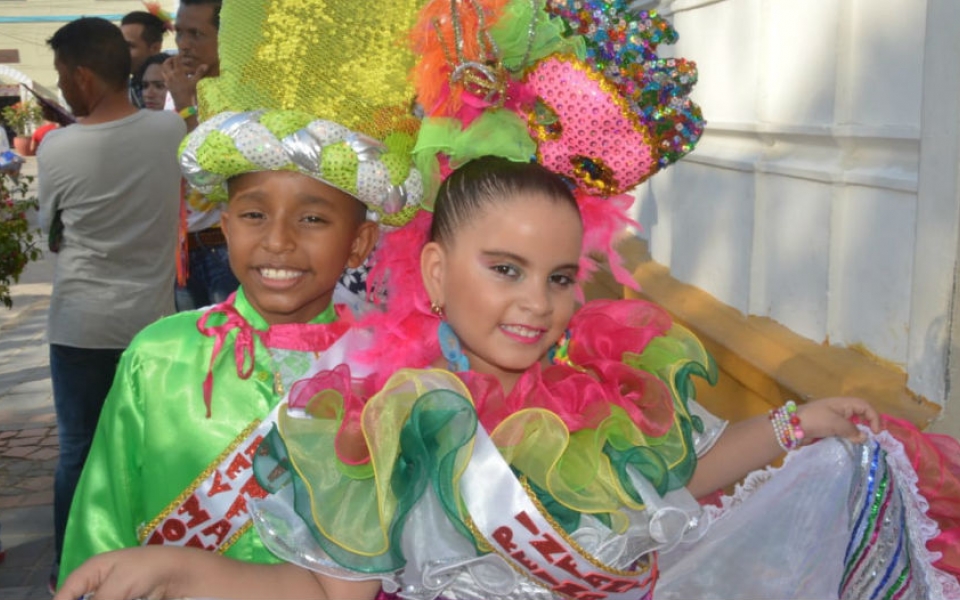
left=459, top=426, right=658, bottom=600
left=140, top=329, right=370, bottom=551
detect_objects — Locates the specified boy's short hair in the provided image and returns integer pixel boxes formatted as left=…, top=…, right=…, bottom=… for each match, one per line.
left=180, top=0, right=223, bottom=29
left=47, top=18, right=130, bottom=89
left=120, top=11, right=167, bottom=46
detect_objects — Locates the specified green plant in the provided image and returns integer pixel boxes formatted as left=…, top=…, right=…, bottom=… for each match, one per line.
left=0, top=173, right=41, bottom=308
left=1, top=101, right=42, bottom=137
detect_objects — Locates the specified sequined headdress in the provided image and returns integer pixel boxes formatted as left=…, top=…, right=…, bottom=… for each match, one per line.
left=178, top=0, right=426, bottom=227
left=362, top=0, right=704, bottom=377
left=411, top=0, right=703, bottom=205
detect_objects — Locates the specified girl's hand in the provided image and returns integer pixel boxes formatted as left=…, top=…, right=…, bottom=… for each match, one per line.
left=797, top=396, right=882, bottom=444
left=53, top=546, right=180, bottom=600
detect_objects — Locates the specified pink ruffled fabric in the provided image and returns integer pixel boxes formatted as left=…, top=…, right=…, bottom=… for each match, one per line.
left=287, top=364, right=377, bottom=466
left=460, top=359, right=674, bottom=439
left=458, top=299, right=675, bottom=437
left=567, top=299, right=672, bottom=362
left=883, top=415, right=960, bottom=578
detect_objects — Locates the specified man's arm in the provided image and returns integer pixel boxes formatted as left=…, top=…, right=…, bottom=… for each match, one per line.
left=36, top=144, right=59, bottom=233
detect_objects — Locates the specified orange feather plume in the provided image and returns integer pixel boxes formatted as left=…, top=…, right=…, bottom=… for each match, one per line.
left=410, top=0, right=511, bottom=116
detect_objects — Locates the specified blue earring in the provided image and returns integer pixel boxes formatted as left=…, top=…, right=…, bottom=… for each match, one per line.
left=438, top=321, right=470, bottom=372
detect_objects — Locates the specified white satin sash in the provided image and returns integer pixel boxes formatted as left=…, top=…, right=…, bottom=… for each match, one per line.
left=459, top=426, right=659, bottom=600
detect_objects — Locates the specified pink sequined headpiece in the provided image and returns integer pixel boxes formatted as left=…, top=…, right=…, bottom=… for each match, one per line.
left=411, top=0, right=704, bottom=200
left=362, top=0, right=705, bottom=379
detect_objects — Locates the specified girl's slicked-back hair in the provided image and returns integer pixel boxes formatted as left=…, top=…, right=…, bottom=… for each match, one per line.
left=430, top=156, right=579, bottom=244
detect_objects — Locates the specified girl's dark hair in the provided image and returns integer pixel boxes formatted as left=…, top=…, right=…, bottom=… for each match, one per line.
left=133, top=53, right=170, bottom=86
left=430, top=156, right=579, bottom=244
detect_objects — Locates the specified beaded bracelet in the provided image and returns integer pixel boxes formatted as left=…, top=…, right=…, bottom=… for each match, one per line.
left=178, top=105, right=198, bottom=120
left=768, top=400, right=805, bottom=452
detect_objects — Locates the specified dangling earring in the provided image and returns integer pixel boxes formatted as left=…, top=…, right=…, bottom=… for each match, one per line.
left=438, top=321, right=470, bottom=372
left=548, top=328, right=574, bottom=368
left=430, top=300, right=445, bottom=317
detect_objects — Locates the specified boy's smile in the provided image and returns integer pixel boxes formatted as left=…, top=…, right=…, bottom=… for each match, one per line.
left=221, top=171, right=378, bottom=325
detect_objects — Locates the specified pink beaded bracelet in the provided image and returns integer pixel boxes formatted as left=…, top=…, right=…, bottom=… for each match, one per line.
left=768, top=400, right=805, bottom=452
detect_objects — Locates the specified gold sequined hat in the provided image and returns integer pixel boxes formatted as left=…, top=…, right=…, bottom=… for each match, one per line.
left=179, top=0, right=426, bottom=227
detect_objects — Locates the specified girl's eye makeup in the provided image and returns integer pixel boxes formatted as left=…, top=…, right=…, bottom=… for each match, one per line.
left=550, top=273, right=575, bottom=287
left=491, top=264, right=520, bottom=278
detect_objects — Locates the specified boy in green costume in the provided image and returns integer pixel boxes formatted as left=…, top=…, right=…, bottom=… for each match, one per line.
left=58, top=0, right=426, bottom=585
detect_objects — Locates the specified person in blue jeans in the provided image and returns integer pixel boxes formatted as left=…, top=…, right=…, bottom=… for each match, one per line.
left=174, top=229, right=239, bottom=310
left=169, top=0, right=235, bottom=311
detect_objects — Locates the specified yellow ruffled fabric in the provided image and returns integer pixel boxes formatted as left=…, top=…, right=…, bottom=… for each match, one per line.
left=268, top=318, right=714, bottom=567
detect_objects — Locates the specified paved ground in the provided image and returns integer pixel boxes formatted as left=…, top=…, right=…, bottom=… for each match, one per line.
left=0, top=157, right=59, bottom=600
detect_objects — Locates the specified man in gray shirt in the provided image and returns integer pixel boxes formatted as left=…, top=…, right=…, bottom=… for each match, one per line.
left=37, top=17, right=185, bottom=590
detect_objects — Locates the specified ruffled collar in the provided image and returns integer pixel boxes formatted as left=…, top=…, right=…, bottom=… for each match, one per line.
left=458, top=299, right=678, bottom=437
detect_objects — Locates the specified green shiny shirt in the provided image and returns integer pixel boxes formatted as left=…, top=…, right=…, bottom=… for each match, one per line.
left=60, top=289, right=339, bottom=582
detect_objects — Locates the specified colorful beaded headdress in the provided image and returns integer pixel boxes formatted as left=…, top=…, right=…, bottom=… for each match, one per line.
left=412, top=0, right=703, bottom=205
left=178, top=0, right=426, bottom=227
left=363, top=0, right=704, bottom=376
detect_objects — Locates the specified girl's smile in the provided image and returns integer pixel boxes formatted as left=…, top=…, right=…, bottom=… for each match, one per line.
left=499, top=323, right=547, bottom=344
left=422, top=190, right=583, bottom=393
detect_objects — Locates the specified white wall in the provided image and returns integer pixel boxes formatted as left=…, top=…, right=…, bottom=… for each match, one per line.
left=634, top=0, right=960, bottom=408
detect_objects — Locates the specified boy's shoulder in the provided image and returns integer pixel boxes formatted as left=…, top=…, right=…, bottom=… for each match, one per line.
left=127, top=309, right=211, bottom=353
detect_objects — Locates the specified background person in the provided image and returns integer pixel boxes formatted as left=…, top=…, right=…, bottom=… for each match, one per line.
left=165, top=0, right=220, bottom=131
left=165, top=0, right=239, bottom=311
left=29, top=118, right=59, bottom=154
left=37, top=17, right=186, bottom=591
left=120, top=10, right=169, bottom=108
left=136, top=53, right=170, bottom=111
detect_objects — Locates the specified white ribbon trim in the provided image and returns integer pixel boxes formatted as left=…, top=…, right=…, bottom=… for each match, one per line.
left=460, top=426, right=656, bottom=600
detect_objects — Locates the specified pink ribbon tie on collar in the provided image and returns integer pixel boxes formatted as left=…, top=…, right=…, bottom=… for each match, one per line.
left=197, top=294, right=260, bottom=417
left=196, top=293, right=355, bottom=417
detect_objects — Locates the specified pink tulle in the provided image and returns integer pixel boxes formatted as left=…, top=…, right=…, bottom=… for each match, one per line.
left=458, top=358, right=674, bottom=438
left=458, top=301, right=676, bottom=436
left=567, top=300, right=672, bottom=363
left=882, top=415, right=960, bottom=578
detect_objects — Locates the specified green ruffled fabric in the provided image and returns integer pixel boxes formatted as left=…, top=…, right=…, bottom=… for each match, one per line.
left=253, top=322, right=714, bottom=572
